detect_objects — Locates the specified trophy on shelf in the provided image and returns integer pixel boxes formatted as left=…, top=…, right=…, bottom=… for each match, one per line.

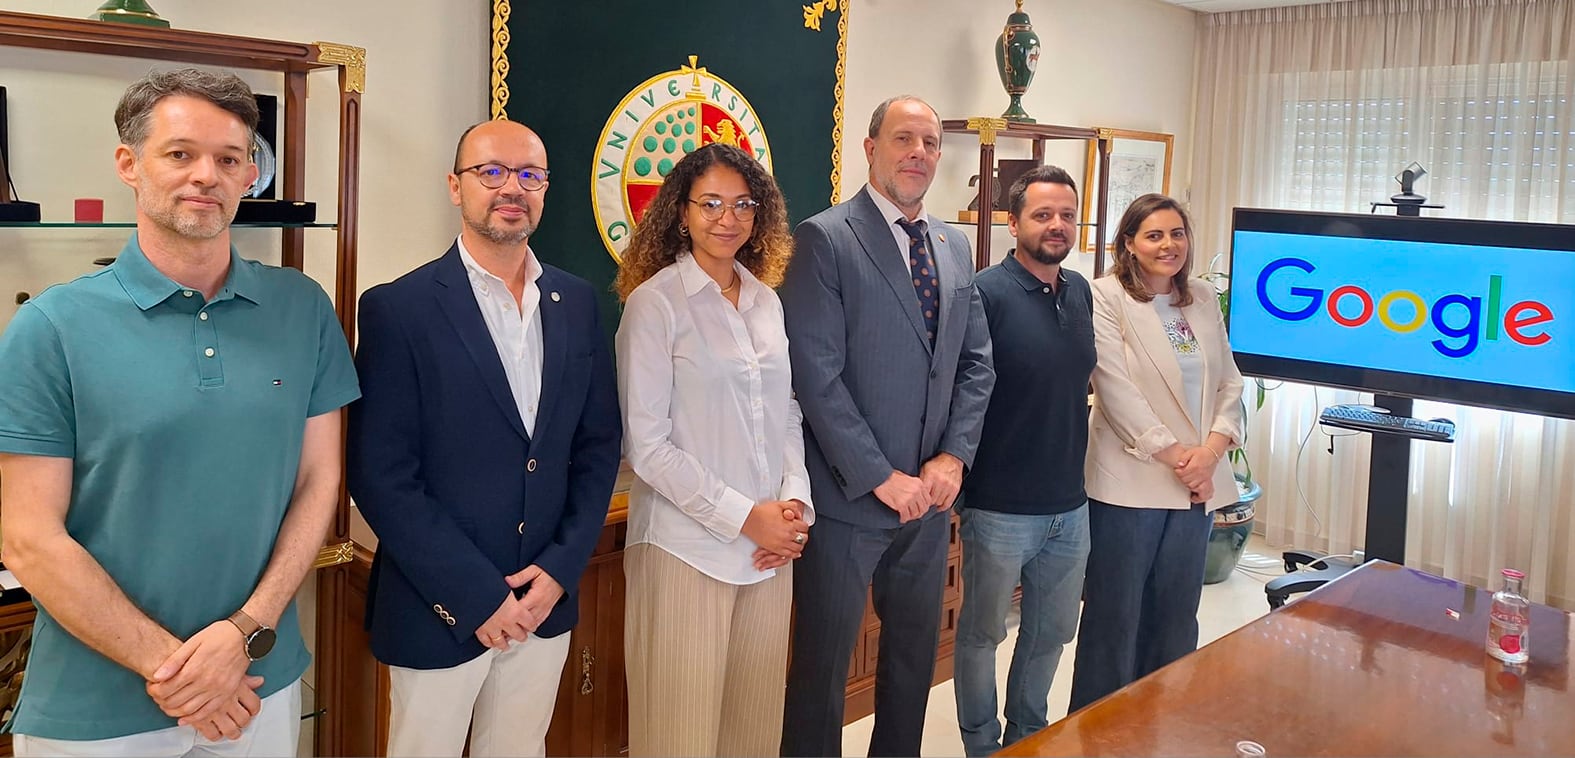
left=994, top=0, right=1041, bottom=123
left=960, top=158, right=1040, bottom=225
left=90, top=1, right=171, bottom=28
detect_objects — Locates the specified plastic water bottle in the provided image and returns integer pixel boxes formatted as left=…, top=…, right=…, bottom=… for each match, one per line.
left=1486, top=568, right=1530, bottom=664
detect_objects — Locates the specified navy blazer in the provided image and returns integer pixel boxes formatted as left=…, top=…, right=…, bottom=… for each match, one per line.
left=347, top=244, right=622, bottom=670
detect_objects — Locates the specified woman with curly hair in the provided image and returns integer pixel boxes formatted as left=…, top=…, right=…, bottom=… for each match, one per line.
left=614, top=143, right=812, bottom=757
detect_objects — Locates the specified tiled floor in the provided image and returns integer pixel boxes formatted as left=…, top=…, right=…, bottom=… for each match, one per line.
left=842, top=535, right=1283, bottom=757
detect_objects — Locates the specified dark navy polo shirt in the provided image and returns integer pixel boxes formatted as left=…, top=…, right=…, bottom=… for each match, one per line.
left=963, top=251, right=1096, bottom=514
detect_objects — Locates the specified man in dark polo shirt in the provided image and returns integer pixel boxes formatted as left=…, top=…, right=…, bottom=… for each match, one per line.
left=952, top=165, right=1096, bottom=756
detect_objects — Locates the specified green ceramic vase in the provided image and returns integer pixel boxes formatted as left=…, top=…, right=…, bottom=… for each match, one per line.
left=994, top=0, right=1041, bottom=122
left=91, top=1, right=171, bottom=28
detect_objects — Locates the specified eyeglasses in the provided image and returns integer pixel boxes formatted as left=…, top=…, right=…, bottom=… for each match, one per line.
left=456, top=163, right=550, bottom=191
left=687, top=198, right=760, bottom=222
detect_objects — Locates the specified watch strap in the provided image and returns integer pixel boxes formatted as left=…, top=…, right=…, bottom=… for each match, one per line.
left=228, top=609, right=262, bottom=638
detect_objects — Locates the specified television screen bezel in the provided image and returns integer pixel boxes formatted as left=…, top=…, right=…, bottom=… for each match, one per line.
left=1228, top=208, right=1575, bottom=421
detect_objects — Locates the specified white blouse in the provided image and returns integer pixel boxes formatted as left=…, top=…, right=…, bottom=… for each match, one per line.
left=615, top=253, right=815, bottom=585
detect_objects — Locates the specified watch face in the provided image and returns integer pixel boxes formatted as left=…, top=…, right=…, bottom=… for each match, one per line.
left=248, top=627, right=278, bottom=660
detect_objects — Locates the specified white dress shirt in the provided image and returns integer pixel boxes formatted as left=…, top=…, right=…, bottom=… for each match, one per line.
left=457, top=237, right=544, bottom=436
left=864, top=183, right=931, bottom=267
left=616, top=253, right=815, bottom=585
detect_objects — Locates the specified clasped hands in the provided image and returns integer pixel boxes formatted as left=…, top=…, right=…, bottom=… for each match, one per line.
left=1172, top=444, right=1222, bottom=503
left=144, top=620, right=262, bottom=743
left=874, top=453, right=964, bottom=524
left=474, top=565, right=565, bottom=652
left=747, top=499, right=810, bottom=572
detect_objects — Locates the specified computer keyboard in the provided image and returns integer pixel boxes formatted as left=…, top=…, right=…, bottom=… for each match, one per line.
left=1318, top=404, right=1456, bottom=442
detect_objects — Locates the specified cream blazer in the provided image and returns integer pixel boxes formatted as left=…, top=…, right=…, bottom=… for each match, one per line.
left=1085, top=276, right=1245, bottom=512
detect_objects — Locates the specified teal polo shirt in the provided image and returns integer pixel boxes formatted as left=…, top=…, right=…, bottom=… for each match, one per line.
left=0, top=234, right=360, bottom=740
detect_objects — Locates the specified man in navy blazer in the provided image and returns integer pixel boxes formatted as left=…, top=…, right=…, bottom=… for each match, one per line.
left=347, top=120, right=621, bottom=757
left=780, top=96, right=995, bottom=756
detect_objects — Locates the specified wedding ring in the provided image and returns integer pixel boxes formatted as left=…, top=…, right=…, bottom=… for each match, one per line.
left=794, top=532, right=806, bottom=544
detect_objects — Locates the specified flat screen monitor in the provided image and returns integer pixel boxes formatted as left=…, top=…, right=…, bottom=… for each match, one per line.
left=1228, top=209, right=1575, bottom=421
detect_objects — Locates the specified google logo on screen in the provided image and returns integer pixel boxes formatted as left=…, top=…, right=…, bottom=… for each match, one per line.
left=1255, top=257, right=1555, bottom=358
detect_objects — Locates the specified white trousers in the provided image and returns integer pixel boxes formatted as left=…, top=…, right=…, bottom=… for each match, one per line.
left=386, top=632, right=571, bottom=758
left=12, top=678, right=301, bottom=758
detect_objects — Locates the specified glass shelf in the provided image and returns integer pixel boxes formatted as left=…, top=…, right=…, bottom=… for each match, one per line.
left=0, top=222, right=337, bottom=229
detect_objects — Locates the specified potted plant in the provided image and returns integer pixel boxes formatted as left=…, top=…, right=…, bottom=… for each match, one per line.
left=1201, top=258, right=1266, bottom=584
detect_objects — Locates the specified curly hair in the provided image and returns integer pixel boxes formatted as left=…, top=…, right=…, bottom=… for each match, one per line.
left=1108, top=193, right=1195, bottom=307
left=614, top=143, right=793, bottom=301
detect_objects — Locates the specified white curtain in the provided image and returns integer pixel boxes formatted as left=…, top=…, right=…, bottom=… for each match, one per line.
left=1190, top=0, right=1575, bottom=606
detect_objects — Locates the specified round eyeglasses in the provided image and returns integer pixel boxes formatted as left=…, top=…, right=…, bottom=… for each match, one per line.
left=457, top=163, right=550, bottom=191
left=687, top=198, right=760, bottom=222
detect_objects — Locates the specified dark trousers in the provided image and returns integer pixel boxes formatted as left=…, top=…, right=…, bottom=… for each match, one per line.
left=781, top=512, right=950, bottom=757
left=1067, top=500, right=1210, bottom=712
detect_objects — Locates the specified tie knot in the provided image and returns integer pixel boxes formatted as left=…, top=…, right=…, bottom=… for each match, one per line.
left=896, top=218, right=926, bottom=242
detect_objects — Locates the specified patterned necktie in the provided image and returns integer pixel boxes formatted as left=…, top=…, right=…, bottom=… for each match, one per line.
left=896, top=218, right=939, bottom=345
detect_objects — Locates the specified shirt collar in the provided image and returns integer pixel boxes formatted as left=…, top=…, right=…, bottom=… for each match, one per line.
left=456, top=236, right=542, bottom=297
left=1004, top=249, right=1067, bottom=292
left=864, top=183, right=927, bottom=229
left=112, top=232, right=262, bottom=310
left=675, top=251, right=760, bottom=308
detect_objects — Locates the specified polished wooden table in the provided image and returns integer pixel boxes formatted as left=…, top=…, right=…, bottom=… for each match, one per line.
left=1001, top=561, right=1573, bottom=756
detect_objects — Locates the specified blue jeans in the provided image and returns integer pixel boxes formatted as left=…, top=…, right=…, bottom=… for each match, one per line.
left=1067, top=500, right=1210, bottom=713
left=953, top=504, right=1091, bottom=756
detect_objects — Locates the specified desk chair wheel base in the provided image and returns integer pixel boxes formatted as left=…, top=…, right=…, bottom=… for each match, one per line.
left=1265, top=552, right=1362, bottom=609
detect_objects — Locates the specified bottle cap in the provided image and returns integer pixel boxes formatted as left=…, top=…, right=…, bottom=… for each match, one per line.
left=1236, top=740, right=1266, bottom=757
left=1503, top=568, right=1526, bottom=579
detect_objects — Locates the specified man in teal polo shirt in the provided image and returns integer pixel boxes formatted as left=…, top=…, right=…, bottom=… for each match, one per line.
left=0, top=69, right=358, bottom=756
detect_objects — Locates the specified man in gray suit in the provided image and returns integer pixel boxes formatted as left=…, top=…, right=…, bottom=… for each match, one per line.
left=780, top=95, right=995, bottom=757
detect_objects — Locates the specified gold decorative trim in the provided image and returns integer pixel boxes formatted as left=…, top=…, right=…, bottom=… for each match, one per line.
left=98, top=8, right=162, bottom=19
left=1095, top=127, right=1116, bottom=141
left=314, top=42, right=366, bottom=94
left=490, top=0, right=512, bottom=119
left=966, top=116, right=1008, bottom=145
left=829, top=0, right=850, bottom=204
left=313, top=540, right=355, bottom=569
left=803, top=0, right=840, bottom=31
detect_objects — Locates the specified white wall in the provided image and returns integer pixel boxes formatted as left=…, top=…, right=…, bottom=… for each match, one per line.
left=841, top=0, right=1198, bottom=278
left=0, top=0, right=1196, bottom=327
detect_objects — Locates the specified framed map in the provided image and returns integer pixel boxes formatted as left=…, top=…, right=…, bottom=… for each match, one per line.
left=1081, top=129, right=1173, bottom=251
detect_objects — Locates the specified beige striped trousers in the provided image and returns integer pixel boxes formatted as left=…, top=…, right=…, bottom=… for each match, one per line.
left=624, top=542, right=793, bottom=757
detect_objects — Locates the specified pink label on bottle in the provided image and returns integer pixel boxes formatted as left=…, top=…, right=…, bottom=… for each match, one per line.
left=1500, top=634, right=1522, bottom=654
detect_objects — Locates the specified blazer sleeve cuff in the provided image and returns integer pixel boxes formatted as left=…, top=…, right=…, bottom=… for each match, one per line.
left=1127, top=425, right=1180, bottom=462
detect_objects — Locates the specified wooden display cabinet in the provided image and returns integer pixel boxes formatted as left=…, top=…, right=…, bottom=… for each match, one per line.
left=941, top=118, right=1115, bottom=276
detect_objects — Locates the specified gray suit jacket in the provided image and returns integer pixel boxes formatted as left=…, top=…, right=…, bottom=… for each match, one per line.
left=781, top=186, right=995, bottom=528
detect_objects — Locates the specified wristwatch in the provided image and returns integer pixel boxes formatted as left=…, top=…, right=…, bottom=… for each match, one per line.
left=227, top=610, right=277, bottom=662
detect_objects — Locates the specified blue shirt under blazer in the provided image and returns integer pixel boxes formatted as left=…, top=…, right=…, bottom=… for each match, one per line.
left=347, top=244, right=622, bottom=670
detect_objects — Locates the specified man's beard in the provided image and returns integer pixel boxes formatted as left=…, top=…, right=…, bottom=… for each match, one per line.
left=466, top=202, right=534, bottom=245
left=1021, top=236, right=1071, bottom=266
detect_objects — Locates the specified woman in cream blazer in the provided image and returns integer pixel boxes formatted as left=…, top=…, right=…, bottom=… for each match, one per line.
left=1068, top=194, right=1245, bottom=711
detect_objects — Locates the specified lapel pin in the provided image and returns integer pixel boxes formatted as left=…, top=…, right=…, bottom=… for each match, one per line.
left=938, top=233, right=946, bottom=243
left=550, top=291, right=561, bottom=302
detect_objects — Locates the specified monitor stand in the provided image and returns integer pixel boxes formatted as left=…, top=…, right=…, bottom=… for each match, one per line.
left=1266, top=393, right=1412, bottom=607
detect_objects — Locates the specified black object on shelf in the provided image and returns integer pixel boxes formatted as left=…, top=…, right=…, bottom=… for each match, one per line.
left=233, top=199, right=316, bottom=224
left=1319, top=403, right=1455, bottom=442
left=0, top=200, right=40, bottom=222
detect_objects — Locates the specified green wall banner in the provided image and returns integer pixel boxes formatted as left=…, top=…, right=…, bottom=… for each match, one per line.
left=489, top=0, right=851, bottom=336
